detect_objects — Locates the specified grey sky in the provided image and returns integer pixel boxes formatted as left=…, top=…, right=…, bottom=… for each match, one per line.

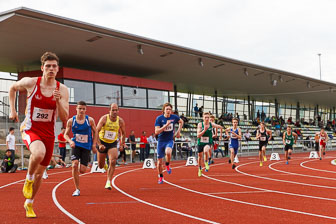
left=1, top=0, right=335, bottom=83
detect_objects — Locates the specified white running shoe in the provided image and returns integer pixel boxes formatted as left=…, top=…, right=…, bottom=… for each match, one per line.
left=72, top=189, right=80, bottom=196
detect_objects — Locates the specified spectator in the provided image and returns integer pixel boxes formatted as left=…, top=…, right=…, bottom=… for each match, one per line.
left=199, top=106, right=204, bottom=117
left=1, top=150, right=18, bottom=173
left=243, top=114, right=247, bottom=120
left=49, top=154, right=66, bottom=169
left=178, top=139, right=193, bottom=159
left=140, top=131, right=149, bottom=161
left=129, top=130, right=136, bottom=163
left=257, top=110, right=260, bottom=119
left=261, top=110, right=266, bottom=121
left=223, top=132, right=229, bottom=157
left=57, top=127, right=67, bottom=162
left=6, top=127, right=16, bottom=155
left=214, top=146, right=225, bottom=158
left=180, top=113, right=190, bottom=128
left=243, top=130, right=252, bottom=141
left=295, top=120, right=301, bottom=128
left=194, top=104, right=199, bottom=117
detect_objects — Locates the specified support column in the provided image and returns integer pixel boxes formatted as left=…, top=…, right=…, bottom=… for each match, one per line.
left=215, top=90, right=218, bottom=118
left=296, top=102, right=300, bottom=121
left=275, top=99, right=279, bottom=118
left=174, top=85, right=178, bottom=113
left=248, top=95, right=251, bottom=120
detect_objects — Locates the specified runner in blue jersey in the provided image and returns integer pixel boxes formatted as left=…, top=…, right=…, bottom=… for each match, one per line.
left=225, top=118, right=242, bottom=169
left=154, top=103, right=183, bottom=184
left=64, top=101, right=97, bottom=196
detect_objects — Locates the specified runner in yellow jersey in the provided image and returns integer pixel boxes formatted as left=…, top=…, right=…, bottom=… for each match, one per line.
left=97, top=103, right=126, bottom=190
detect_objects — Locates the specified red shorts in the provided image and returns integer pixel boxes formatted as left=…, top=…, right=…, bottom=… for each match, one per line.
left=22, top=130, right=55, bottom=166
left=320, top=141, right=326, bottom=148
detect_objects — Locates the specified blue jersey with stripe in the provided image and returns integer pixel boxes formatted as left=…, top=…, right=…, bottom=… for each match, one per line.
left=229, top=128, right=239, bottom=148
left=155, top=114, right=180, bottom=142
left=71, top=115, right=92, bottom=150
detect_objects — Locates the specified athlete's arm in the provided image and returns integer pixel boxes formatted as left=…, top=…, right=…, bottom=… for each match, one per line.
left=96, top=115, right=107, bottom=150
left=89, top=117, right=98, bottom=154
left=256, top=130, right=260, bottom=139
left=119, top=117, right=126, bottom=150
left=282, top=132, right=286, bottom=145
left=237, top=128, right=242, bottom=140
left=175, top=118, right=184, bottom=138
left=64, top=118, right=75, bottom=148
left=9, top=77, right=37, bottom=122
left=55, top=83, right=69, bottom=125
left=211, top=123, right=223, bottom=139
left=197, top=122, right=209, bottom=138
left=267, top=129, right=272, bottom=141
left=225, top=127, right=230, bottom=138
left=293, top=132, right=298, bottom=144
left=155, top=120, right=172, bottom=135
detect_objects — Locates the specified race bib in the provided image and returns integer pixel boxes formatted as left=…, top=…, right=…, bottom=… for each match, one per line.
left=76, top=134, right=88, bottom=143
left=200, top=137, right=209, bottom=143
left=32, top=107, right=53, bottom=122
left=260, top=136, right=266, bottom=141
left=164, top=123, right=173, bottom=132
left=286, top=139, right=291, bottom=144
left=104, top=130, right=116, bottom=140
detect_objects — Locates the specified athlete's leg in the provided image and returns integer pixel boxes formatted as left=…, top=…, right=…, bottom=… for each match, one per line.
left=157, top=158, right=163, bottom=175
left=27, top=141, right=46, bottom=176
left=31, top=164, right=47, bottom=199
left=107, top=148, right=118, bottom=182
left=72, top=160, right=80, bottom=190
left=97, top=151, right=107, bottom=169
left=229, top=147, right=235, bottom=164
left=259, top=147, right=262, bottom=163
left=197, top=151, right=203, bottom=166
left=204, top=145, right=210, bottom=162
left=165, top=147, right=172, bottom=164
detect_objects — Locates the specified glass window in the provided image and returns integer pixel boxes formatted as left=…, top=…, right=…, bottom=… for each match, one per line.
left=148, top=89, right=169, bottom=109
left=122, top=86, right=147, bottom=107
left=64, top=80, right=93, bottom=104
left=95, top=83, right=121, bottom=106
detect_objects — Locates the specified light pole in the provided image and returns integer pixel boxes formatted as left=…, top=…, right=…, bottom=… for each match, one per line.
left=318, top=53, right=322, bottom=80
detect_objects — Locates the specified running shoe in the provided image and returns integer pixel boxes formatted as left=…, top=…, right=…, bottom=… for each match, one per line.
left=24, top=202, right=36, bottom=218
left=104, top=163, right=108, bottom=171
left=105, top=181, right=112, bottom=190
left=263, top=156, right=267, bottom=162
left=320, top=157, right=322, bottom=160
left=158, top=177, right=164, bottom=184
left=323, top=152, right=326, bottom=155
left=204, top=161, right=209, bottom=172
left=198, top=168, right=202, bottom=177
left=260, top=162, right=263, bottom=167
left=288, top=156, right=291, bottom=160
left=72, top=189, right=80, bottom=196
left=232, top=164, right=236, bottom=169
left=286, top=161, right=289, bottom=165
left=23, top=179, right=34, bottom=199
left=166, top=165, right=172, bottom=174
left=228, top=159, right=231, bottom=164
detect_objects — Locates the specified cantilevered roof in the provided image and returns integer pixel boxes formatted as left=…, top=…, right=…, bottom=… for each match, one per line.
left=1, top=7, right=336, bottom=107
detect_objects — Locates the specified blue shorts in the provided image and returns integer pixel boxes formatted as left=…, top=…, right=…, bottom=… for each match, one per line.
left=157, top=140, right=174, bottom=159
left=229, top=144, right=239, bottom=155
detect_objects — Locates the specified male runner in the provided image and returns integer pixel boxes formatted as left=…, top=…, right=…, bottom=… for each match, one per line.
left=208, top=115, right=218, bottom=165
left=96, top=103, right=126, bottom=190
left=256, top=122, right=272, bottom=166
left=9, top=52, right=69, bottom=218
left=283, top=126, right=298, bottom=164
left=197, top=112, right=223, bottom=177
left=64, top=101, right=97, bottom=196
left=319, top=128, right=328, bottom=160
left=154, top=103, right=183, bottom=184
left=225, top=118, right=242, bottom=169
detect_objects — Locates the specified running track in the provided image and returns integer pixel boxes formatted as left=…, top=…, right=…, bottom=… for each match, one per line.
left=1, top=152, right=336, bottom=224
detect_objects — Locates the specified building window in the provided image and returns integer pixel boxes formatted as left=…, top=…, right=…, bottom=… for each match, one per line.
left=95, top=83, right=121, bottom=106
left=64, top=80, right=93, bottom=104
left=148, top=89, right=169, bottom=109
left=122, top=86, right=147, bottom=108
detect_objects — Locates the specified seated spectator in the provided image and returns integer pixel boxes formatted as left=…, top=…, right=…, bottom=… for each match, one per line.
left=214, top=146, right=225, bottom=158
left=295, top=129, right=302, bottom=139
left=178, top=140, right=193, bottom=159
left=1, top=150, right=18, bottom=173
left=180, top=113, right=190, bottom=128
left=49, top=154, right=66, bottom=169
left=243, top=130, right=252, bottom=141
left=264, top=116, right=270, bottom=123
left=295, top=120, right=301, bottom=128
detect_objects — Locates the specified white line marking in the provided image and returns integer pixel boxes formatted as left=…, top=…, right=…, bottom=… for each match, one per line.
left=268, top=160, right=336, bottom=181
left=207, top=190, right=267, bottom=195
left=164, top=179, right=336, bottom=220
left=300, top=159, right=336, bottom=174
left=52, top=173, right=89, bottom=224
left=112, top=168, right=219, bottom=224
left=235, top=161, right=336, bottom=189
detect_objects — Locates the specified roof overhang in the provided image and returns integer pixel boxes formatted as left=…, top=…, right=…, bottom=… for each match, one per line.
left=1, top=7, right=336, bottom=107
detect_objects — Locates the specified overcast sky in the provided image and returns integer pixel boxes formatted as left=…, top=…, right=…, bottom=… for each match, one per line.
left=1, top=0, right=335, bottom=83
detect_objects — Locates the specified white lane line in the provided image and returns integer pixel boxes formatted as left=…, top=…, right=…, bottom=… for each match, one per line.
left=207, top=190, right=267, bottom=195
left=300, top=159, right=336, bottom=174
left=235, top=161, right=336, bottom=189
left=269, top=160, right=336, bottom=181
left=164, top=179, right=336, bottom=221
left=52, top=173, right=90, bottom=224
left=202, top=173, right=336, bottom=202
left=0, top=170, right=71, bottom=189
left=112, top=168, right=220, bottom=224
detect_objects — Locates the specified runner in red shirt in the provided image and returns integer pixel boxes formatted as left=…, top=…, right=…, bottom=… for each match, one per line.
left=319, top=128, right=328, bottom=160
left=58, top=127, right=67, bottom=162
left=9, top=52, right=69, bottom=218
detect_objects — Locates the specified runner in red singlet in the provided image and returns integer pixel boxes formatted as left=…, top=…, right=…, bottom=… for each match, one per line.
left=319, top=128, right=328, bottom=160
left=9, top=52, right=69, bottom=218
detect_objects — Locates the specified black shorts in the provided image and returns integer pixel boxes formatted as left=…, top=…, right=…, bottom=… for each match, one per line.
left=198, top=144, right=211, bottom=153
left=98, top=140, right=118, bottom=153
left=131, top=144, right=136, bottom=151
left=315, top=142, right=319, bottom=151
left=71, top=146, right=90, bottom=166
left=284, top=145, right=293, bottom=151
left=259, top=142, right=268, bottom=151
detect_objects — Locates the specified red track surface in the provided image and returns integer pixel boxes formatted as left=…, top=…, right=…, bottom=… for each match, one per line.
left=2, top=152, right=336, bottom=224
